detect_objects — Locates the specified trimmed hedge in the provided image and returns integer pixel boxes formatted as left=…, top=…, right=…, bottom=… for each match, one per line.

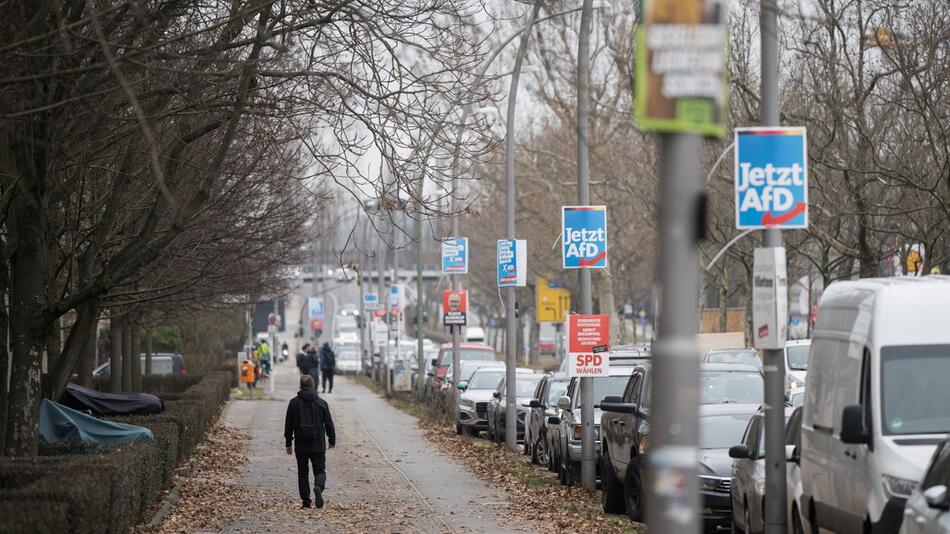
left=2, top=361, right=234, bottom=533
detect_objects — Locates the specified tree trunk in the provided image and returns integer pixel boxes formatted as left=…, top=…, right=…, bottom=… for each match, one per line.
left=76, top=321, right=96, bottom=388
left=597, top=271, right=619, bottom=346
left=49, top=300, right=100, bottom=399
left=122, top=319, right=133, bottom=392
left=0, top=245, right=9, bottom=454
left=130, top=320, right=141, bottom=392
left=718, top=266, right=729, bottom=333
left=45, top=318, right=61, bottom=383
left=109, top=315, right=123, bottom=393
left=145, top=323, right=153, bottom=375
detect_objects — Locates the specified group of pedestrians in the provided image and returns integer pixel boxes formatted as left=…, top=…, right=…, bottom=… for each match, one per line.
left=296, top=342, right=337, bottom=394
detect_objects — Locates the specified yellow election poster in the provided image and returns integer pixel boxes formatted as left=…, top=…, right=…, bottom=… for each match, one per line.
left=635, top=0, right=728, bottom=136
left=536, top=277, right=570, bottom=323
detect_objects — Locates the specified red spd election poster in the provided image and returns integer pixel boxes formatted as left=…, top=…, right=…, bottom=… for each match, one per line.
left=567, top=314, right=610, bottom=377
left=442, top=289, right=468, bottom=326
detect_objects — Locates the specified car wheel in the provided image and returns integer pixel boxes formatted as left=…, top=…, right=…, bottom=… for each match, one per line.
left=532, top=437, right=543, bottom=466
left=523, top=434, right=531, bottom=456
left=600, top=448, right=625, bottom=514
left=622, top=456, right=644, bottom=522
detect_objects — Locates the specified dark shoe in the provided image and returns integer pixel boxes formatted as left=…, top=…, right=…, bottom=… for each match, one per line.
left=314, top=487, right=324, bottom=509
left=301, top=501, right=311, bottom=509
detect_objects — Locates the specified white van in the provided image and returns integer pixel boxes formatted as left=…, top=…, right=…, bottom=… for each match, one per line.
left=801, top=276, right=950, bottom=533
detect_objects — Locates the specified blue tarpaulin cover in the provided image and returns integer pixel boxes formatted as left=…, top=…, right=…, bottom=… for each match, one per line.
left=39, top=399, right=153, bottom=448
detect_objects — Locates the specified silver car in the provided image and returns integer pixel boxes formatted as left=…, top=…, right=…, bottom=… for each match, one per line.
left=456, top=367, right=505, bottom=436
left=901, top=436, right=950, bottom=534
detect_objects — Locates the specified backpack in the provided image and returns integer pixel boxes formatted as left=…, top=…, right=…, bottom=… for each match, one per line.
left=297, top=398, right=320, bottom=442
left=321, top=349, right=336, bottom=369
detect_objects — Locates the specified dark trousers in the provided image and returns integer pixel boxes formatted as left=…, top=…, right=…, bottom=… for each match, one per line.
left=295, top=450, right=326, bottom=504
left=321, top=369, right=334, bottom=392
left=307, top=367, right=320, bottom=384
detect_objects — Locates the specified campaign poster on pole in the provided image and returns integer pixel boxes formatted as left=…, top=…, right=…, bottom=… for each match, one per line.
left=634, top=0, right=729, bottom=137
left=567, top=314, right=610, bottom=377
left=562, top=206, right=607, bottom=269
left=308, top=297, right=325, bottom=320
left=752, top=247, right=788, bottom=350
left=389, top=285, right=402, bottom=310
left=441, top=238, right=468, bottom=274
left=735, top=127, right=808, bottom=229
left=497, top=239, right=527, bottom=287
left=442, top=290, right=468, bottom=326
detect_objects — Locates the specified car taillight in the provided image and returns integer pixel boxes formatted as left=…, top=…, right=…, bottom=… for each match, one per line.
left=572, top=424, right=582, bottom=440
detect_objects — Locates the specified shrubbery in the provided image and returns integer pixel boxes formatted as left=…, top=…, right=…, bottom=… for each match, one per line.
left=0, top=360, right=235, bottom=534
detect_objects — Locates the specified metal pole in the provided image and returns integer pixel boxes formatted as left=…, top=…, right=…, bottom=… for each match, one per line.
left=415, top=183, right=426, bottom=401
left=648, top=133, right=703, bottom=533
left=576, top=0, right=597, bottom=491
left=377, top=216, right=385, bottom=384
left=761, top=1, right=787, bottom=531
left=501, top=0, right=541, bottom=453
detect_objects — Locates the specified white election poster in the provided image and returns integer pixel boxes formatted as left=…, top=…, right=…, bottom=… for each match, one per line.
left=752, top=247, right=788, bottom=350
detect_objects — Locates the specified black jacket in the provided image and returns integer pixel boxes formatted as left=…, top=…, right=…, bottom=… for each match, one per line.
left=284, top=388, right=336, bottom=453
left=319, top=347, right=336, bottom=371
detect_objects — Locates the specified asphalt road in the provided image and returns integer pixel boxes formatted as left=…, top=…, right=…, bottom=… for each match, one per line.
left=218, top=358, right=535, bottom=533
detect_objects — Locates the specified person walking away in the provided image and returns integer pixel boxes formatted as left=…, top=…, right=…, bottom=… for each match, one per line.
left=319, top=342, right=336, bottom=393
left=281, top=342, right=289, bottom=362
left=297, top=343, right=311, bottom=376
left=306, top=344, right=320, bottom=386
left=259, top=339, right=272, bottom=376
left=284, top=375, right=336, bottom=508
left=240, top=358, right=256, bottom=399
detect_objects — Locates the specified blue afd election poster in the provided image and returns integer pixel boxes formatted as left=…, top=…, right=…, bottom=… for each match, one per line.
left=562, top=206, right=607, bottom=269
left=441, top=237, right=468, bottom=274
left=497, top=239, right=527, bottom=287
left=735, top=127, right=808, bottom=229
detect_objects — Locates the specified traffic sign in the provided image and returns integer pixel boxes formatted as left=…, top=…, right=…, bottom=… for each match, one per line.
left=752, top=247, right=788, bottom=350
left=308, top=297, right=325, bottom=320
left=441, top=237, right=468, bottom=274
left=442, top=289, right=468, bottom=326
left=567, top=314, right=610, bottom=377
left=562, top=206, right=607, bottom=269
left=497, top=239, right=527, bottom=287
left=536, top=277, right=570, bottom=323
left=363, top=293, right=381, bottom=311
left=735, top=127, right=808, bottom=229
left=389, top=284, right=402, bottom=310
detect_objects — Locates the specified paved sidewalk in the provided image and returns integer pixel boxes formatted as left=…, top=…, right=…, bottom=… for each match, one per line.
left=219, top=358, right=535, bottom=533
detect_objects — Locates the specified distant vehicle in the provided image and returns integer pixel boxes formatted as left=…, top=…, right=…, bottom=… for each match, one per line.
left=333, top=342, right=361, bottom=374
left=426, top=342, right=496, bottom=405
left=699, top=363, right=764, bottom=405
left=486, top=370, right=541, bottom=443
left=456, top=367, right=506, bottom=437
left=704, top=348, right=762, bottom=369
left=787, top=387, right=805, bottom=408
left=784, top=406, right=806, bottom=534
left=784, top=339, right=810, bottom=390
left=334, top=267, right=354, bottom=282
left=338, top=302, right=359, bottom=316
left=728, top=405, right=795, bottom=534
left=900, top=434, right=950, bottom=534
left=524, top=373, right=570, bottom=469
left=599, top=363, right=652, bottom=519
left=94, top=353, right=186, bottom=376
left=464, top=326, right=486, bottom=343
left=450, top=360, right=504, bottom=391
left=802, top=276, right=950, bottom=533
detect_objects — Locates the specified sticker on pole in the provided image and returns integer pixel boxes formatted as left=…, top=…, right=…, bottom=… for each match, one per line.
left=442, top=290, right=468, bottom=326
left=735, top=127, right=808, bottom=229
left=497, top=239, right=527, bottom=287
left=441, top=238, right=468, bottom=274
left=562, top=206, right=607, bottom=269
left=308, top=297, right=324, bottom=320
left=567, top=314, right=610, bottom=377
left=752, top=247, right=788, bottom=350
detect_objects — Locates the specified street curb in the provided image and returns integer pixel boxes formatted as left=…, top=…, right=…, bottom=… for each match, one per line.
left=144, top=484, right=180, bottom=530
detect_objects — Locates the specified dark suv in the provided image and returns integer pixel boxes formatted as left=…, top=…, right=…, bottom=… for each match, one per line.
left=599, top=364, right=651, bottom=519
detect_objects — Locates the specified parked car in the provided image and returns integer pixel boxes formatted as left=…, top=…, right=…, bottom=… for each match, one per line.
left=704, top=348, right=762, bottom=369
left=787, top=386, right=805, bottom=408
left=900, top=434, right=950, bottom=534
left=456, top=366, right=507, bottom=436
left=425, top=342, right=496, bottom=404
left=486, top=370, right=540, bottom=443
left=524, top=373, right=570, bottom=467
left=599, top=363, right=652, bottom=518
left=801, top=276, right=950, bottom=533
left=93, top=353, right=186, bottom=376
left=553, top=366, right=636, bottom=487
left=784, top=339, right=810, bottom=390
left=333, top=341, right=361, bottom=374
left=699, top=362, right=764, bottom=405
left=728, top=405, right=795, bottom=534
left=784, top=406, right=806, bottom=534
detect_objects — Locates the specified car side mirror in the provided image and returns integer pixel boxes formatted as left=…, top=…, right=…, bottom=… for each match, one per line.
left=457, top=382, right=467, bottom=391
left=600, top=401, right=637, bottom=414
left=924, top=485, right=949, bottom=510
left=547, top=416, right=561, bottom=425
left=840, top=404, right=870, bottom=444
left=492, top=391, right=500, bottom=399
left=529, top=399, right=542, bottom=408
left=601, top=395, right=623, bottom=404
left=784, top=444, right=799, bottom=464
left=557, top=396, right=572, bottom=411
left=729, top=444, right=752, bottom=459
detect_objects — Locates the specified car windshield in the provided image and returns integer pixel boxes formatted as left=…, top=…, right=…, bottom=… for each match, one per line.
left=707, top=350, right=760, bottom=367
left=547, top=380, right=570, bottom=406
left=786, top=344, right=810, bottom=370
left=469, top=371, right=505, bottom=390
left=701, top=370, right=763, bottom=404
left=881, top=345, right=950, bottom=435
left=577, top=376, right=630, bottom=409
left=699, top=413, right=755, bottom=449
left=338, top=348, right=359, bottom=361
left=515, top=376, right=541, bottom=397
left=459, top=349, right=495, bottom=361
left=461, top=364, right=499, bottom=382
